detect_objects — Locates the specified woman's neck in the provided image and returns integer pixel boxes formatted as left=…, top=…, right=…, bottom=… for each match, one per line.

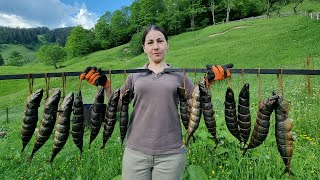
left=148, top=62, right=168, bottom=74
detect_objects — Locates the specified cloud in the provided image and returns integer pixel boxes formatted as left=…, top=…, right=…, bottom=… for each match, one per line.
left=0, top=0, right=99, bottom=29
left=0, top=13, right=41, bottom=28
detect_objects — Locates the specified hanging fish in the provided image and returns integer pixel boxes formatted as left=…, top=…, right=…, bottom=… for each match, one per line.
left=185, top=85, right=202, bottom=147
left=50, top=92, right=74, bottom=164
left=72, top=91, right=85, bottom=155
left=238, top=83, right=251, bottom=145
left=29, top=89, right=61, bottom=160
left=21, top=89, right=43, bottom=153
left=101, top=89, right=120, bottom=149
left=89, top=87, right=105, bottom=148
left=274, top=94, right=294, bottom=176
left=119, top=89, right=133, bottom=145
left=177, top=86, right=190, bottom=133
left=224, top=87, right=241, bottom=143
left=199, top=81, right=219, bottom=145
left=243, top=94, right=278, bottom=154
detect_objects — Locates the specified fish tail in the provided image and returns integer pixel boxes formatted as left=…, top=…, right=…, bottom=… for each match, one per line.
left=280, top=167, right=294, bottom=177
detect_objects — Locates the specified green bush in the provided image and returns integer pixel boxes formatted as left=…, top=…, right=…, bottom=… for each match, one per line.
left=129, top=30, right=144, bottom=56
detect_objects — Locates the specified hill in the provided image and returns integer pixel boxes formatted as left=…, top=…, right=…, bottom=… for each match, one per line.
left=0, top=44, right=37, bottom=64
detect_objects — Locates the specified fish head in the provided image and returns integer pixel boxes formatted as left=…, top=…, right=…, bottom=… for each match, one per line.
left=239, top=83, right=250, bottom=99
left=225, top=87, right=235, bottom=102
left=47, top=89, right=61, bottom=104
left=28, top=89, right=43, bottom=104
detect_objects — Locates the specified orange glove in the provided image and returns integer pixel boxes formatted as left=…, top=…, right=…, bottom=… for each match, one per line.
left=206, top=64, right=231, bottom=82
left=80, top=66, right=110, bottom=88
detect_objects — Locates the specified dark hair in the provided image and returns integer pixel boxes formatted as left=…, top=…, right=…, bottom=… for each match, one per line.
left=141, top=25, right=168, bottom=45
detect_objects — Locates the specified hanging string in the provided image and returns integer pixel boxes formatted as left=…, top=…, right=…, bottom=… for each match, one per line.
left=78, top=75, right=82, bottom=92
left=28, top=74, right=34, bottom=95
left=257, top=68, right=261, bottom=105
left=241, top=68, right=245, bottom=88
left=45, top=73, right=50, bottom=99
left=277, top=68, right=284, bottom=96
left=109, top=69, right=112, bottom=94
left=183, top=68, right=187, bottom=90
left=228, top=73, right=232, bottom=88
left=124, top=68, right=127, bottom=91
left=194, top=68, right=197, bottom=85
left=62, top=72, right=66, bottom=98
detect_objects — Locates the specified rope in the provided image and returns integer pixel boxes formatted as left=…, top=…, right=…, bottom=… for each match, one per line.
left=277, top=68, right=284, bottom=96
left=257, top=68, right=261, bottom=105
left=124, top=68, right=127, bottom=91
left=183, top=68, right=186, bottom=90
left=241, top=68, right=245, bottom=87
left=62, top=72, right=66, bottom=98
left=45, top=73, right=50, bottom=99
left=228, top=75, right=232, bottom=88
left=194, top=68, right=197, bottom=85
left=28, top=74, right=34, bottom=95
left=109, top=69, right=112, bottom=94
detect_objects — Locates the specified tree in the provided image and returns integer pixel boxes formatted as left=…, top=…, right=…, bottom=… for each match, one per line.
left=37, top=44, right=67, bottom=69
left=6, top=51, right=23, bottom=66
left=94, top=12, right=112, bottom=49
left=266, top=0, right=279, bottom=17
left=0, top=54, right=4, bottom=66
left=183, top=0, right=207, bottom=29
left=292, top=0, right=304, bottom=14
left=209, top=0, right=216, bottom=24
left=65, top=26, right=93, bottom=58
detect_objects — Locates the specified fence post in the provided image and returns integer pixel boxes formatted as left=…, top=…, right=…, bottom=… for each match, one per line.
left=6, top=107, right=9, bottom=123
left=317, top=14, right=319, bottom=20
left=306, top=56, right=311, bottom=95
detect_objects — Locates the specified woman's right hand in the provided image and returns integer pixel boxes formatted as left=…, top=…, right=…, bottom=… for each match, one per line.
left=80, top=66, right=110, bottom=88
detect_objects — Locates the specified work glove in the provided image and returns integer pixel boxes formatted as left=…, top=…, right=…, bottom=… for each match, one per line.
left=206, top=64, right=231, bottom=82
left=80, top=66, right=110, bottom=88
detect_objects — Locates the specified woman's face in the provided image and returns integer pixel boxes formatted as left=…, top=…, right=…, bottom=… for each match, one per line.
left=143, top=29, right=168, bottom=64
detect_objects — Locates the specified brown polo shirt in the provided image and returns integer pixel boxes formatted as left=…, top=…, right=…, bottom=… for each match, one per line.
left=121, top=64, right=194, bottom=155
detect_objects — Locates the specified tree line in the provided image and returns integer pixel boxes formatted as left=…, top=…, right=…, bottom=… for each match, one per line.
left=0, top=26, right=74, bottom=47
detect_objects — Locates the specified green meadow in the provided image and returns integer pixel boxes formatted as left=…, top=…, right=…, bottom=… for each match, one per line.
left=0, top=15, right=320, bottom=179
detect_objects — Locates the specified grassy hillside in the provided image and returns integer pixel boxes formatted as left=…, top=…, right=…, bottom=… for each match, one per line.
left=0, top=14, right=319, bottom=179
left=0, top=44, right=36, bottom=64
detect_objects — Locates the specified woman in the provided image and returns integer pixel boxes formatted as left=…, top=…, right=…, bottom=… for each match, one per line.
left=81, top=25, right=230, bottom=180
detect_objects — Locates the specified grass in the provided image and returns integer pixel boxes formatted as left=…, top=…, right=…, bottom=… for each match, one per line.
left=0, top=44, right=36, bottom=63
left=0, top=14, right=320, bottom=179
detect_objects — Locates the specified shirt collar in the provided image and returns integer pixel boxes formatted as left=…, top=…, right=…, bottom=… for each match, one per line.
left=143, top=63, right=172, bottom=74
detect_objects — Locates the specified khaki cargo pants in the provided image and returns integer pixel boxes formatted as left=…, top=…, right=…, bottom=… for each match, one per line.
left=122, top=147, right=186, bottom=180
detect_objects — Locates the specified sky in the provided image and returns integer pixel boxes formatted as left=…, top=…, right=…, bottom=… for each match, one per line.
left=0, top=0, right=134, bottom=29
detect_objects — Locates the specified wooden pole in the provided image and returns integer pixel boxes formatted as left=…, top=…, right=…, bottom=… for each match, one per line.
left=317, top=14, right=319, bottom=20
left=6, top=107, right=9, bottom=123
left=307, top=56, right=311, bottom=95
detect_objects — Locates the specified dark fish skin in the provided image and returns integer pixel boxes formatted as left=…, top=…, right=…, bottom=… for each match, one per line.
left=275, top=95, right=294, bottom=176
left=101, top=89, right=120, bottom=149
left=245, top=94, right=278, bottom=153
left=119, top=89, right=133, bottom=145
left=199, top=81, right=219, bottom=145
left=177, top=86, right=190, bottom=132
left=29, top=89, right=61, bottom=159
left=89, top=87, right=105, bottom=148
left=50, top=92, right=74, bottom=164
left=72, top=91, right=85, bottom=155
left=21, top=89, right=43, bottom=153
left=185, top=85, right=202, bottom=147
left=238, top=83, right=251, bottom=145
left=224, top=87, right=241, bottom=143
